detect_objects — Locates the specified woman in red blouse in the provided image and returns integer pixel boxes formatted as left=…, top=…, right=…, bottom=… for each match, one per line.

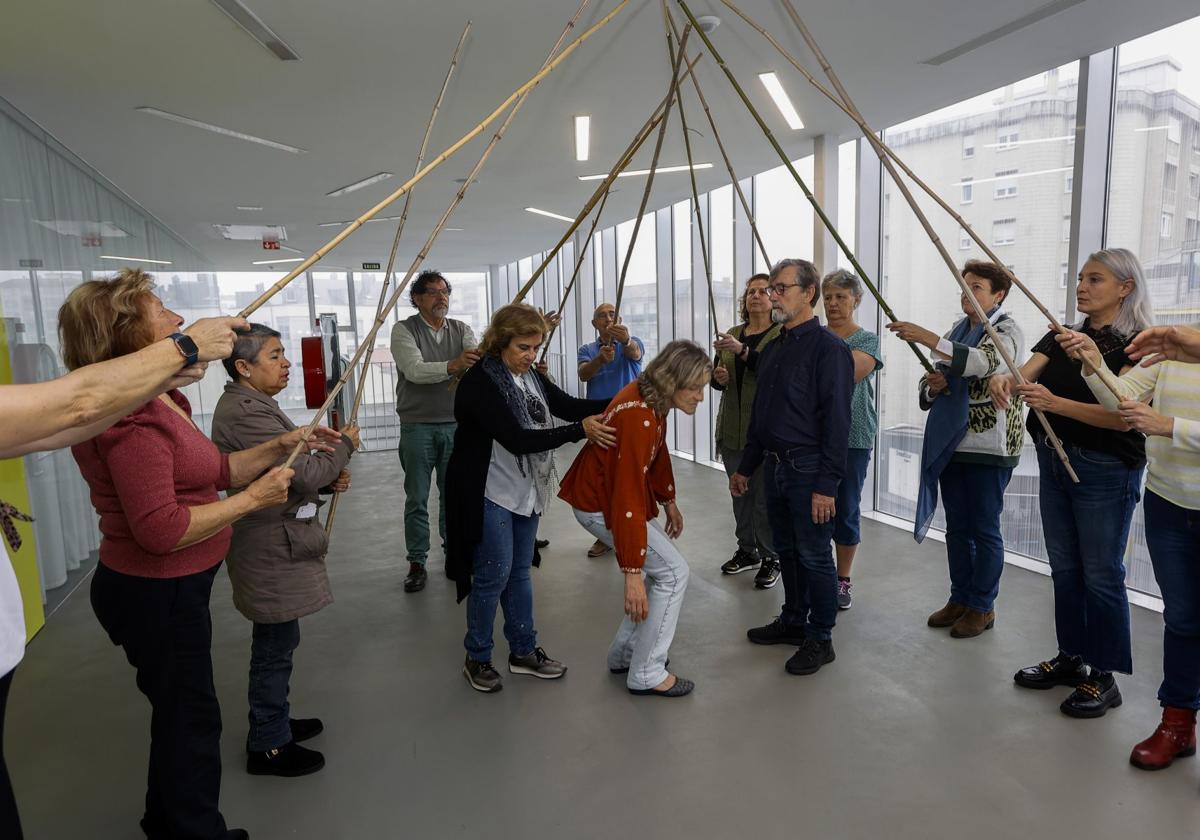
left=560, top=340, right=712, bottom=697
left=59, top=269, right=339, bottom=840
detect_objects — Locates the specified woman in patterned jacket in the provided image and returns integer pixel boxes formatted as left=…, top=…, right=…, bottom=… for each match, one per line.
left=889, top=260, right=1025, bottom=639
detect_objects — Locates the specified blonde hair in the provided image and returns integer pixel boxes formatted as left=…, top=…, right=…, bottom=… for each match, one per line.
left=478, top=303, right=548, bottom=357
left=58, top=268, right=158, bottom=370
left=638, top=340, right=712, bottom=414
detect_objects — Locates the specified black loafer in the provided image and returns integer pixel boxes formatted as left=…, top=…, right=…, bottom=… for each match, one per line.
left=1014, top=654, right=1087, bottom=690
left=403, top=564, right=427, bottom=593
left=1061, top=679, right=1123, bottom=718
left=629, top=676, right=694, bottom=697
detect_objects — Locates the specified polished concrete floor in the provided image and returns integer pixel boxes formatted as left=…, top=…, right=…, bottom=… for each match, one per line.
left=8, top=449, right=1198, bottom=839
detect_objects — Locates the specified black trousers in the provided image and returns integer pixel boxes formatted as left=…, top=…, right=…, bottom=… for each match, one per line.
left=91, top=563, right=228, bottom=840
left=0, top=667, right=22, bottom=840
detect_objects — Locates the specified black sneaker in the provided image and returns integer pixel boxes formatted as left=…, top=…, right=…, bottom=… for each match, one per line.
left=403, top=563, right=427, bottom=593
left=535, top=539, right=550, bottom=550
left=246, top=740, right=325, bottom=777
left=1060, top=678, right=1123, bottom=718
left=747, top=616, right=806, bottom=646
left=508, top=647, right=567, bottom=679
left=289, top=717, right=323, bottom=743
left=754, top=557, right=781, bottom=589
left=464, top=656, right=503, bottom=693
left=1013, top=653, right=1087, bottom=690
left=837, top=578, right=853, bottom=610
left=785, top=638, right=836, bottom=675
left=721, top=549, right=760, bottom=575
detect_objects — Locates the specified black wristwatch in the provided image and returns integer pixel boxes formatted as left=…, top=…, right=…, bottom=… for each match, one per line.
left=169, top=332, right=199, bottom=367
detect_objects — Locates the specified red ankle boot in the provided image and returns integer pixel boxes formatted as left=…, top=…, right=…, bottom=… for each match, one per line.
left=1130, top=706, right=1197, bottom=771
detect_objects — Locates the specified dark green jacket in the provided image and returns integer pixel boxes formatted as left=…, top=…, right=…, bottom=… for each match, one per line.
left=713, top=322, right=782, bottom=452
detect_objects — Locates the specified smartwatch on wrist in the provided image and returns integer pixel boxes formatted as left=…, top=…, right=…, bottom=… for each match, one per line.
left=169, top=332, right=200, bottom=367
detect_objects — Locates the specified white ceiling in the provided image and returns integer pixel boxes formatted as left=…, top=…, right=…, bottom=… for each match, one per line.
left=1, top=0, right=1197, bottom=272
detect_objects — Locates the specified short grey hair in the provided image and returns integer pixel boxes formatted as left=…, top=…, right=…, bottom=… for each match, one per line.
left=821, top=269, right=863, bottom=304
left=223, top=323, right=282, bottom=380
left=1082, top=248, right=1155, bottom=338
left=770, top=258, right=820, bottom=307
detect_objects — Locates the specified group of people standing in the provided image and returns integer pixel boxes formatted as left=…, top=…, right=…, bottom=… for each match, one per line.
left=1, top=245, right=1199, bottom=838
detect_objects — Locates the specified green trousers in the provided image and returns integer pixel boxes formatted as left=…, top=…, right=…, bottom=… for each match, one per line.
left=398, top=421, right=456, bottom=565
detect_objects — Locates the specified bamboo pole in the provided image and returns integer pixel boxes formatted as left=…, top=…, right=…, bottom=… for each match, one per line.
left=674, top=0, right=935, bottom=374
left=665, top=7, right=768, bottom=269
left=281, top=3, right=596, bottom=470
left=720, top=0, right=1115, bottom=404
left=662, top=5, right=718, bottom=332
left=615, top=25, right=693, bottom=317
left=538, top=188, right=611, bottom=364
left=325, top=22, right=471, bottom=536
left=511, top=50, right=703, bottom=304
left=759, top=0, right=1079, bottom=481
left=237, top=0, right=630, bottom=318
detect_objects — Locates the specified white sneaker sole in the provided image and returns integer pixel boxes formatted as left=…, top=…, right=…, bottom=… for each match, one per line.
left=463, top=666, right=502, bottom=693
left=508, top=663, right=567, bottom=679
left=721, top=563, right=761, bottom=575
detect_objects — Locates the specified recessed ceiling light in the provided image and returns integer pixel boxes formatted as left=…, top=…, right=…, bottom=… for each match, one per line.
left=574, top=115, right=591, bottom=162
left=277, top=244, right=303, bottom=254
left=326, top=172, right=393, bottom=198
left=208, top=0, right=301, bottom=61
left=99, top=255, right=172, bottom=265
left=317, top=215, right=402, bottom=228
left=758, top=73, right=804, bottom=130
left=578, top=162, right=713, bottom=181
left=34, top=220, right=131, bottom=238
left=445, top=228, right=465, bottom=232
left=251, top=257, right=306, bottom=265
left=137, top=107, right=306, bottom=153
left=236, top=205, right=264, bottom=211
left=526, top=207, right=575, bottom=223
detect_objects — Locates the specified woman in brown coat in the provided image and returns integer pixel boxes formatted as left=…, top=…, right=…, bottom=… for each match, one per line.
left=211, top=324, right=359, bottom=778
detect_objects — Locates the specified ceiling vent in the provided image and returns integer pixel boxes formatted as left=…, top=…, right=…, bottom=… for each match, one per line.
left=922, top=0, right=1086, bottom=66
left=33, top=220, right=130, bottom=238
left=209, top=0, right=301, bottom=61
left=213, top=223, right=287, bottom=241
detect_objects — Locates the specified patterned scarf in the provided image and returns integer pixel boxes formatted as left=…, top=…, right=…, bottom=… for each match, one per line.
left=0, top=500, right=34, bottom=553
left=479, top=354, right=554, bottom=489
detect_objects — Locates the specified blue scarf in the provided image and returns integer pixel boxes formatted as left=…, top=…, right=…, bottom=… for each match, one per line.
left=913, top=309, right=1000, bottom=543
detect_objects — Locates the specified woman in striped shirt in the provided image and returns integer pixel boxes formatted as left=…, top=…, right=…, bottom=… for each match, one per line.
left=1060, top=318, right=1200, bottom=771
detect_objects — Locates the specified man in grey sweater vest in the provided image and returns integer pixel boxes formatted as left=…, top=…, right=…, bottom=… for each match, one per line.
left=389, top=270, right=479, bottom=593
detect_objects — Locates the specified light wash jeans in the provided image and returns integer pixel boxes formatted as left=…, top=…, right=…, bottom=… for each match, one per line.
left=573, top=509, right=689, bottom=691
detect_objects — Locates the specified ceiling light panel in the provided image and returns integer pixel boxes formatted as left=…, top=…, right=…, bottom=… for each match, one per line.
left=758, top=73, right=804, bottom=130
left=526, top=207, right=575, bottom=222
left=574, top=115, right=590, bottom=162
left=34, top=220, right=131, bottom=238
left=99, top=255, right=172, bottom=265
left=251, top=257, right=305, bottom=265
left=326, top=172, right=393, bottom=198
left=137, top=107, right=306, bottom=153
left=208, top=0, right=301, bottom=60
left=577, top=163, right=714, bottom=181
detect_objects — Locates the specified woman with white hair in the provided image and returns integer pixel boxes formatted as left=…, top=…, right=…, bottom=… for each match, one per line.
left=991, top=248, right=1154, bottom=719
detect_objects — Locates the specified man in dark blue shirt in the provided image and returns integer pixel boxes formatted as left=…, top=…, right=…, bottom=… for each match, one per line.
left=723, top=258, right=853, bottom=676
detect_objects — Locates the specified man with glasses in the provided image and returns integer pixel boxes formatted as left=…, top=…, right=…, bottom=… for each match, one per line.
left=390, top=270, right=479, bottom=593
left=721, top=258, right=854, bottom=677
left=577, top=302, right=645, bottom=556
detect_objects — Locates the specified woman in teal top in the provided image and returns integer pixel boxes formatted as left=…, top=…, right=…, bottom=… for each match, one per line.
left=822, top=270, right=883, bottom=610
left=711, top=274, right=782, bottom=589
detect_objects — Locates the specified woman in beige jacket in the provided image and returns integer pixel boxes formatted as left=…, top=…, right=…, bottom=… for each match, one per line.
left=211, top=324, right=359, bottom=779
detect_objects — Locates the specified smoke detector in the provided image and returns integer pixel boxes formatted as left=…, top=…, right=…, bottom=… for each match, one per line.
left=696, top=15, right=720, bottom=33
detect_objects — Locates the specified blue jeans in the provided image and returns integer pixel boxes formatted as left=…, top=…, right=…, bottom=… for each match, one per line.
left=833, top=448, right=872, bottom=547
left=939, top=460, right=1013, bottom=613
left=464, top=499, right=540, bottom=663
left=1037, top=442, right=1141, bottom=674
left=247, top=619, right=301, bottom=751
left=398, top=421, right=456, bottom=565
left=1144, top=490, right=1200, bottom=709
left=765, top=453, right=838, bottom=641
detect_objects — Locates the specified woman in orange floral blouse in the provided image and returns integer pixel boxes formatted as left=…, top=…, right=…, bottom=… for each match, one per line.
left=560, top=340, right=712, bottom=698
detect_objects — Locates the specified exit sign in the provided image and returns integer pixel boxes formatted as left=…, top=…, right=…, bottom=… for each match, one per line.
left=262, top=239, right=281, bottom=250
left=362, top=262, right=381, bottom=270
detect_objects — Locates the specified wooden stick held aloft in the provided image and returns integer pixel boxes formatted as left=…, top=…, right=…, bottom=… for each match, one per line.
left=238, top=0, right=631, bottom=318
left=538, top=188, right=612, bottom=364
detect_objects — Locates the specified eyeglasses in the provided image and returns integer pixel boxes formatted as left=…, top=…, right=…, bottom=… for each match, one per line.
left=768, top=282, right=802, bottom=296
left=421, top=287, right=452, bottom=297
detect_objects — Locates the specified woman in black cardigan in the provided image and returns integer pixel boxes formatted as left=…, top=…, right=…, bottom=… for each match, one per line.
left=446, top=303, right=614, bottom=693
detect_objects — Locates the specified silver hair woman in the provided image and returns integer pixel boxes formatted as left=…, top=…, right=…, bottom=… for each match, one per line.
left=559, top=340, right=713, bottom=697
left=820, top=269, right=883, bottom=611
left=990, top=248, right=1154, bottom=719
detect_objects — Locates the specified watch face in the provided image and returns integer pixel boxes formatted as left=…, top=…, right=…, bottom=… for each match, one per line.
left=177, top=334, right=199, bottom=354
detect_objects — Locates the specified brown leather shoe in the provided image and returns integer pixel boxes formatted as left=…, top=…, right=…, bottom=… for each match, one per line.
left=950, top=608, right=995, bottom=638
left=1130, top=706, right=1197, bottom=770
left=927, top=602, right=967, bottom=628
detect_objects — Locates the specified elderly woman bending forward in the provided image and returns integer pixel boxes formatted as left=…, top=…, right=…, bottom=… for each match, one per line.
left=211, top=324, right=360, bottom=778
left=560, top=340, right=712, bottom=698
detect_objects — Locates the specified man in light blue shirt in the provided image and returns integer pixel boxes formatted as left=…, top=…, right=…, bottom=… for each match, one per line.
left=576, top=301, right=644, bottom=557
left=577, top=302, right=645, bottom=402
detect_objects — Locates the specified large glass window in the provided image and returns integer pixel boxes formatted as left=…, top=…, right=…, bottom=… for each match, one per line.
left=877, top=61, right=1081, bottom=567
left=1106, top=14, right=1200, bottom=595
left=615, top=213, right=658, bottom=360
left=754, top=156, right=814, bottom=274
